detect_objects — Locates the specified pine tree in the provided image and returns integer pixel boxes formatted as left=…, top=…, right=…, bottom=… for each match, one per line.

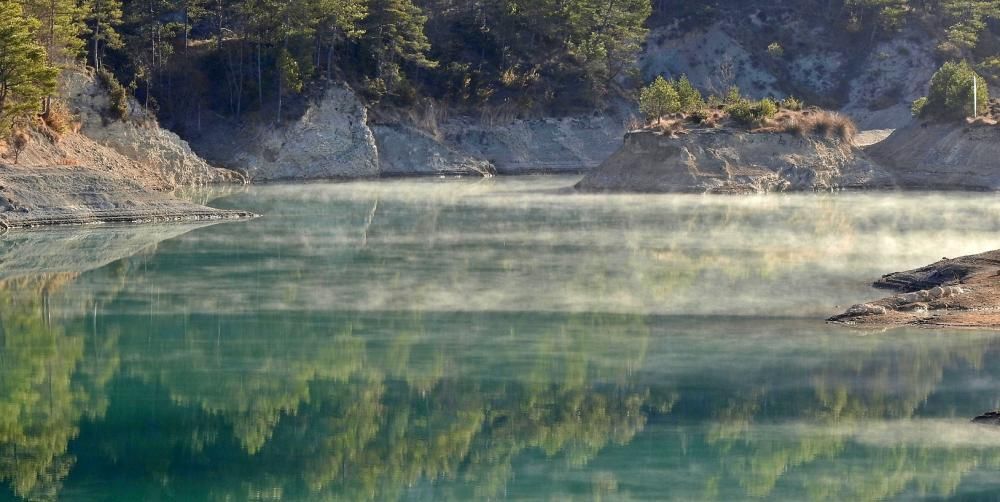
left=20, top=0, right=87, bottom=64
left=85, top=0, right=123, bottom=70
left=639, top=76, right=679, bottom=125
left=363, top=0, right=436, bottom=94
left=0, top=0, right=59, bottom=134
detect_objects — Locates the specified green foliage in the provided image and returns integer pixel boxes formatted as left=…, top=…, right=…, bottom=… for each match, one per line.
left=726, top=97, right=778, bottom=127
left=0, top=0, right=59, bottom=133
left=674, top=74, right=703, bottom=113
left=639, top=76, right=679, bottom=123
left=921, top=60, right=989, bottom=120
left=724, top=86, right=742, bottom=105
left=85, top=0, right=123, bottom=70
left=96, top=67, right=128, bottom=119
left=780, top=96, right=804, bottom=111
left=911, top=96, right=928, bottom=117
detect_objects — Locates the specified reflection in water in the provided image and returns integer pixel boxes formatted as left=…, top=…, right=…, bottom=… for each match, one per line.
left=1, top=178, right=1000, bottom=500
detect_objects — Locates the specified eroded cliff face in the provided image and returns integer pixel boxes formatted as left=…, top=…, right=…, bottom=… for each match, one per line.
left=61, top=70, right=241, bottom=187
left=575, top=129, right=892, bottom=193
left=188, top=85, right=629, bottom=179
left=867, top=122, right=1000, bottom=190
left=192, top=84, right=380, bottom=181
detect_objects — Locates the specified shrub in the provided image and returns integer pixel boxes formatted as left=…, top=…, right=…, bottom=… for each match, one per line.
left=42, top=100, right=74, bottom=139
left=96, top=69, right=129, bottom=120
left=727, top=97, right=778, bottom=126
left=780, top=96, right=803, bottom=111
left=639, top=76, right=680, bottom=124
left=921, top=61, right=989, bottom=120
left=724, top=86, right=742, bottom=105
left=911, top=96, right=928, bottom=117
left=10, top=129, right=29, bottom=164
left=767, top=42, right=784, bottom=58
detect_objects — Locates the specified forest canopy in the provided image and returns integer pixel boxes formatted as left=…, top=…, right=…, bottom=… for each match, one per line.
left=2, top=0, right=1000, bottom=132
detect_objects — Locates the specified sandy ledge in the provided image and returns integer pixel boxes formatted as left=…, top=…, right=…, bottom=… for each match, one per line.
left=829, top=249, right=1000, bottom=329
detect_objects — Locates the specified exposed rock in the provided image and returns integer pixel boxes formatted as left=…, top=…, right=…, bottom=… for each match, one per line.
left=61, top=70, right=241, bottom=187
left=867, top=121, right=1000, bottom=190
left=829, top=249, right=1000, bottom=328
left=841, top=34, right=938, bottom=130
left=371, top=124, right=495, bottom=177
left=440, top=114, right=627, bottom=174
left=193, top=84, right=379, bottom=181
left=973, top=412, right=1000, bottom=425
left=575, top=128, right=892, bottom=193
left=0, top=165, right=254, bottom=229
left=640, top=23, right=782, bottom=97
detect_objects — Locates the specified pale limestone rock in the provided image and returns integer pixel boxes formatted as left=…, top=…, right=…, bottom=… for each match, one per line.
left=576, top=129, right=893, bottom=193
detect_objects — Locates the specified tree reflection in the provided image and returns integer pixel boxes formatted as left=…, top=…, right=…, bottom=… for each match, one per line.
left=0, top=276, right=117, bottom=501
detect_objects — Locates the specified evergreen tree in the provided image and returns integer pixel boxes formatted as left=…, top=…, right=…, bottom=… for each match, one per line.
left=85, top=0, right=123, bottom=70
left=639, top=76, right=679, bottom=125
left=0, top=0, right=58, bottom=133
left=20, top=0, right=87, bottom=64
left=363, top=0, right=436, bottom=96
left=674, top=74, right=703, bottom=113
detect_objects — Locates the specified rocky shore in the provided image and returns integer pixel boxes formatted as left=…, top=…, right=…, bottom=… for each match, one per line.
left=829, top=249, right=1000, bottom=329
left=0, top=166, right=254, bottom=229
left=0, top=69, right=254, bottom=230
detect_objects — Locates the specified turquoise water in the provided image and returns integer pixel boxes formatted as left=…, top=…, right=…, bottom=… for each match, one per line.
left=2, top=176, right=1000, bottom=500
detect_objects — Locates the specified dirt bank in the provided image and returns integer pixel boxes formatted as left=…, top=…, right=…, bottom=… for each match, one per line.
left=829, top=249, right=1000, bottom=329
left=867, top=121, right=1000, bottom=191
left=575, top=128, right=891, bottom=193
left=0, top=69, right=253, bottom=230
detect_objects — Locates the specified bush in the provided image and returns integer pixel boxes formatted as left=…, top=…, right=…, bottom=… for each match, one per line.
left=639, top=76, right=680, bottom=124
left=727, top=97, right=778, bottom=126
left=96, top=69, right=129, bottom=120
left=767, top=42, right=784, bottom=58
left=780, top=96, right=803, bottom=111
left=724, top=86, right=742, bottom=105
left=42, top=100, right=74, bottom=139
left=911, top=96, right=928, bottom=117
left=921, top=61, right=989, bottom=120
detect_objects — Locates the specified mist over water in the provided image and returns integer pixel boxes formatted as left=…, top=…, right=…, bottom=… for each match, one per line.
left=3, top=176, right=1000, bottom=500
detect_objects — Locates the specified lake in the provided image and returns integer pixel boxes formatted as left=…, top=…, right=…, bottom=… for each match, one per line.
left=2, top=176, right=1000, bottom=501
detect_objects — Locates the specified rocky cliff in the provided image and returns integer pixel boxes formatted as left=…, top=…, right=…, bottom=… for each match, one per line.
left=191, top=84, right=379, bottom=181
left=575, top=128, right=892, bottom=193
left=61, top=70, right=241, bottom=188
left=867, top=121, right=1000, bottom=190
left=187, top=85, right=629, bottom=180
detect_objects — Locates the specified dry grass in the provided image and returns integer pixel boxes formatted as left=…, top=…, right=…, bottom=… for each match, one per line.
left=646, top=118, right=690, bottom=137
left=967, top=116, right=999, bottom=126
left=640, top=107, right=858, bottom=143
left=41, top=101, right=77, bottom=141
left=763, top=110, right=857, bottom=143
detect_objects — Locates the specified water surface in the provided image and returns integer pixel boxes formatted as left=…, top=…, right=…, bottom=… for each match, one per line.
left=2, top=176, right=1000, bottom=501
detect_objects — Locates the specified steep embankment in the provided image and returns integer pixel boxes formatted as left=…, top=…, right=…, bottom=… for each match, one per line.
left=829, top=249, right=1000, bottom=329
left=1, top=69, right=251, bottom=228
left=867, top=121, right=1000, bottom=190
left=575, top=128, right=891, bottom=193
left=187, top=85, right=628, bottom=180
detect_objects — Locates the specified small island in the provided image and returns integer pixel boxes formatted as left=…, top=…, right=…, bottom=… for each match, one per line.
left=576, top=78, right=891, bottom=193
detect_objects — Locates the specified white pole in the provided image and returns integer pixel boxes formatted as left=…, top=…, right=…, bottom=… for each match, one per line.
left=973, top=75, right=978, bottom=117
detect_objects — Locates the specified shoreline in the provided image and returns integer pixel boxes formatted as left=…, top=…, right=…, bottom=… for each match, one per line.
left=829, top=249, right=1000, bottom=329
